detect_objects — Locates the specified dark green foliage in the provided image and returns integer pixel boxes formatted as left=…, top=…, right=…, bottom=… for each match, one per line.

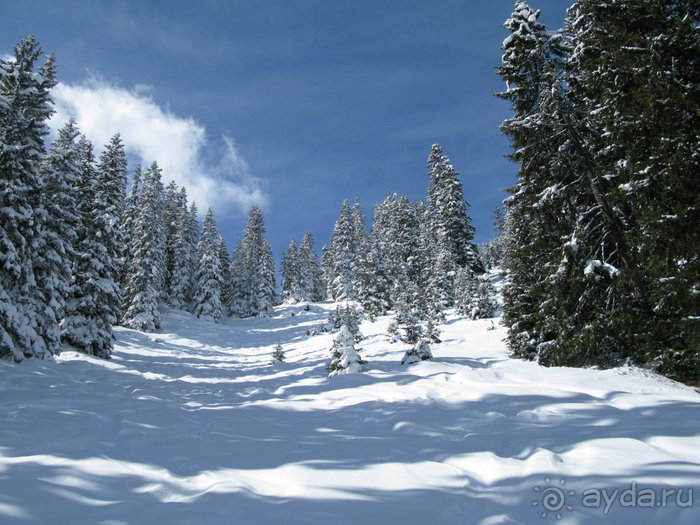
left=497, top=1, right=699, bottom=383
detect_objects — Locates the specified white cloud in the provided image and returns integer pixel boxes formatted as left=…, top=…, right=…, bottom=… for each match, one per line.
left=49, top=77, right=267, bottom=216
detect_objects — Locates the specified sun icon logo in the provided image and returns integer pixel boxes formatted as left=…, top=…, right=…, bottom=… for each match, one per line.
left=532, top=477, right=575, bottom=520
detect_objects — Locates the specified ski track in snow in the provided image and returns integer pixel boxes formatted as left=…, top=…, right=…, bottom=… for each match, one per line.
left=1, top=303, right=699, bottom=524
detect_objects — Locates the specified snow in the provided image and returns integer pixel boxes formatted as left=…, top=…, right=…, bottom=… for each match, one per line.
left=1, top=303, right=699, bottom=524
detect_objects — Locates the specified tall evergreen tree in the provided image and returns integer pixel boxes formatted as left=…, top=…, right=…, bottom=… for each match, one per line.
left=298, top=232, right=324, bottom=302
left=216, top=234, right=232, bottom=310
left=62, top=133, right=126, bottom=358
left=229, top=206, right=276, bottom=317
left=0, top=36, right=57, bottom=360
left=162, top=180, right=181, bottom=306
left=427, top=143, right=482, bottom=275
left=121, top=161, right=166, bottom=331
left=328, top=199, right=356, bottom=301
left=168, top=191, right=199, bottom=310
left=497, top=1, right=699, bottom=382
left=192, top=209, right=225, bottom=322
left=119, top=164, right=142, bottom=307
left=281, top=238, right=300, bottom=302
left=36, top=120, right=81, bottom=356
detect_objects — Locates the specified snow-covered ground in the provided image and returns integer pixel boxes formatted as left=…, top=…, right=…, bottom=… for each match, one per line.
left=1, top=303, right=699, bottom=524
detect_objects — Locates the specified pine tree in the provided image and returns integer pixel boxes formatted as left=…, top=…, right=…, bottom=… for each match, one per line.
left=401, top=340, right=433, bottom=366
left=272, top=341, right=285, bottom=363
left=216, top=234, right=232, bottom=310
left=162, top=180, right=181, bottom=306
left=33, top=120, right=82, bottom=356
left=122, top=161, right=167, bottom=331
left=257, top=239, right=277, bottom=316
left=497, top=2, right=576, bottom=363
left=350, top=197, right=387, bottom=317
left=119, top=164, right=142, bottom=307
left=454, top=268, right=497, bottom=321
left=229, top=206, right=276, bottom=317
left=327, top=324, right=364, bottom=378
left=62, top=133, right=126, bottom=358
left=168, top=192, right=199, bottom=310
left=565, top=0, right=699, bottom=380
left=192, top=209, right=224, bottom=322
left=228, top=239, right=249, bottom=317
left=329, top=199, right=356, bottom=301
left=0, top=36, right=58, bottom=360
left=371, top=193, right=421, bottom=307
left=298, top=232, right=324, bottom=302
left=426, top=143, right=482, bottom=275
left=281, top=238, right=300, bottom=302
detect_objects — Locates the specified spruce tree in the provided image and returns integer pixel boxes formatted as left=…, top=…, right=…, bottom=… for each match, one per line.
left=62, top=133, right=126, bottom=358
left=119, top=164, right=142, bottom=307
left=327, top=324, right=364, bottom=378
left=217, top=234, right=232, bottom=310
left=168, top=192, right=199, bottom=310
left=192, top=209, right=225, bottom=322
left=329, top=199, right=356, bottom=301
left=0, top=36, right=57, bottom=360
left=228, top=239, right=249, bottom=317
left=35, top=120, right=82, bottom=356
left=298, top=232, right=324, bottom=302
left=281, top=238, right=300, bottom=302
left=426, top=143, right=482, bottom=275
left=454, top=268, right=497, bottom=321
left=229, top=206, right=276, bottom=317
left=122, top=161, right=167, bottom=331
left=565, top=0, right=699, bottom=380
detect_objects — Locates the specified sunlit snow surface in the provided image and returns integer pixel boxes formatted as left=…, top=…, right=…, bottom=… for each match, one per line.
left=1, top=303, right=699, bottom=524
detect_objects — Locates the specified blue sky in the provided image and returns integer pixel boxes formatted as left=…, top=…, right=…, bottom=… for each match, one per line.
left=1, top=0, right=569, bottom=261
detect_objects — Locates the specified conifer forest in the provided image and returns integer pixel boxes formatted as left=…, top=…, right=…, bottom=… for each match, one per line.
left=0, top=2, right=698, bottom=524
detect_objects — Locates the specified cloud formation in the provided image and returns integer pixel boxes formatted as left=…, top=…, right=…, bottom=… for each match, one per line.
left=49, top=77, right=267, bottom=216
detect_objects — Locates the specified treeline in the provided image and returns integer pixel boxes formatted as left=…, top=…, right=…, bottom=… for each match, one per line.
left=496, top=1, right=699, bottom=382
left=316, top=143, right=496, bottom=345
left=0, top=36, right=283, bottom=361
left=1, top=36, right=495, bottom=366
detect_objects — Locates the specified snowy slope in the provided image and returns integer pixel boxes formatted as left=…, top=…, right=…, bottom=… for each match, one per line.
left=1, top=303, right=699, bottom=524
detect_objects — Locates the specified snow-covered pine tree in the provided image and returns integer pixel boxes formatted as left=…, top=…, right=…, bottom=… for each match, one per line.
left=327, top=324, right=364, bottom=378
left=162, top=180, right=181, bottom=306
left=350, top=197, right=387, bottom=318
left=401, top=340, right=433, bottom=366
left=454, top=268, right=497, bottom=321
left=119, top=164, right=142, bottom=307
left=95, top=133, right=128, bottom=325
left=565, top=0, right=699, bottom=381
left=230, top=205, right=276, bottom=317
left=257, top=239, right=277, bottom=317
left=121, top=161, right=167, bottom=331
left=390, top=279, right=428, bottom=345
left=168, top=191, right=199, bottom=310
left=426, top=143, right=482, bottom=278
left=298, top=232, right=324, bottom=302
left=192, top=209, right=224, bottom=322
left=281, top=238, right=300, bottom=302
left=371, top=193, right=421, bottom=307
left=320, top=244, right=334, bottom=300
left=271, top=341, right=285, bottom=363
left=61, top=132, right=127, bottom=358
left=216, top=234, right=232, bottom=309
left=34, top=120, right=82, bottom=356
left=497, top=2, right=573, bottom=363
left=0, top=36, right=57, bottom=360
left=328, top=199, right=356, bottom=301
left=227, top=238, right=249, bottom=317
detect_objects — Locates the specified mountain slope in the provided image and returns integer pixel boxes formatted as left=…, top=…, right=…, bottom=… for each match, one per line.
left=1, top=303, right=698, bottom=524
